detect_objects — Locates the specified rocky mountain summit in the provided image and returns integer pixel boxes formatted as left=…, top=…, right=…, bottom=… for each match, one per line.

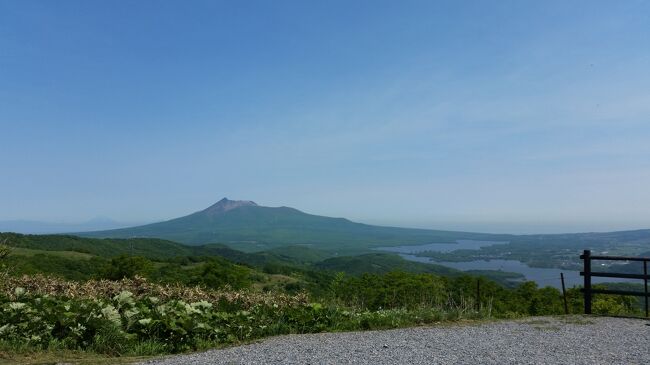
left=202, top=198, right=258, bottom=216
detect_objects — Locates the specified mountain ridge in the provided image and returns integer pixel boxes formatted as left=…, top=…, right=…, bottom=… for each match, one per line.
left=76, top=198, right=650, bottom=254
left=0, top=217, right=131, bottom=235
left=78, top=198, right=498, bottom=251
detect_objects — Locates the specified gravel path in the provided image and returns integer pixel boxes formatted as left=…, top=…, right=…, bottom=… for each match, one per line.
left=141, top=316, right=650, bottom=365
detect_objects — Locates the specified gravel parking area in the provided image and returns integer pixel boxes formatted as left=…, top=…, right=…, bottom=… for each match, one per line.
left=141, top=316, right=650, bottom=365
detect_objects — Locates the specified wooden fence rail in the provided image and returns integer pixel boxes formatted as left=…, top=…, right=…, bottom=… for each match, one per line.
left=580, top=250, right=650, bottom=317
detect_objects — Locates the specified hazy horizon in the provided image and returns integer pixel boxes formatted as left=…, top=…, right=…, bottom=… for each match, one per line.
left=2, top=1, right=650, bottom=233
left=2, top=197, right=649, bottom=235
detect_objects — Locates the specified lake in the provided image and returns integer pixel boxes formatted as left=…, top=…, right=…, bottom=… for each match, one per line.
left=377, top=240, right=639, bottom=289
left=376, top=240, right=507, bottom=254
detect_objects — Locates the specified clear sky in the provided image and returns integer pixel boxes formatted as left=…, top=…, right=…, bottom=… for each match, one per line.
left=2, top=1, right=650, bottom=233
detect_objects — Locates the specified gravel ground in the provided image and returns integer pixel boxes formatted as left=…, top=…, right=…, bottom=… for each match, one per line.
left=140, top=316, right=650, bottom=365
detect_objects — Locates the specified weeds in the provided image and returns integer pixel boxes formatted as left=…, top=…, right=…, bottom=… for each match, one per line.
left=0, top=275, right=493, bottom=357
left=0, top=275, right=308, bottom=310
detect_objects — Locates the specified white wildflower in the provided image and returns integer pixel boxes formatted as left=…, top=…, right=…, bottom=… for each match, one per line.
left=184, top=303, right=201, bottom=314
left=0, top=324, right=13, bottom=334
left=191, top=300, right=212, bottom=311
left=124, top=308, right=140, bottom=319
left=101, top=305, right=121, bottom=325
left=9, top=302, right=26, bottom=311
left=114, top=291, right=135, bottom=306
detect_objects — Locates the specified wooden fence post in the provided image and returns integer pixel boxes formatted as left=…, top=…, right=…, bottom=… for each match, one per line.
left=579, top=251, right=650, bottom=317
left=643, top=261, right=648, bottom=318
left=583, top=250, right=592, bottom=314
left=476, top=279, right=480, bottom=312
left=560, top=272, right=569, bottom=315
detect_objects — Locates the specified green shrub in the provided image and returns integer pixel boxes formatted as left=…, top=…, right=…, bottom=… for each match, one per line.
left=100, top=255, right=155, bottom=280
left=1, top=271, right=643, bottom=357
left=0, top=285, right=487, bottom=355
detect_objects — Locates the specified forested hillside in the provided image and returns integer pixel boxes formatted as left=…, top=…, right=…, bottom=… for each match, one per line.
left=0, top=232, right=640, bottom=361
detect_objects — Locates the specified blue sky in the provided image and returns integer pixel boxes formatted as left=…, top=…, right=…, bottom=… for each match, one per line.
left=1, top=1, right=650, bottom=233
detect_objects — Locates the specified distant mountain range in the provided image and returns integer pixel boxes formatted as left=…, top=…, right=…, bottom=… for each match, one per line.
left=78, top=198, right=504, bottom=251
left=0, top=217, right=131, bottom=235
left=7, top=198, right=650, bottom=257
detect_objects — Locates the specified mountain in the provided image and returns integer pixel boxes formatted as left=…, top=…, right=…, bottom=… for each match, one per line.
left=77, top=198, right=650, bottom=256
left=202, top=198, right=258, bottom=215
left=78, top=198, right=505, bottom=251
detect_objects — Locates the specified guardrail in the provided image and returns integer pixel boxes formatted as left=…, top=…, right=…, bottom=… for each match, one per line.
left=580, top=250, right=650, bottom=317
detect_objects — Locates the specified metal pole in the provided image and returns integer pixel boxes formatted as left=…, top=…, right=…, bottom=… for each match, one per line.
left=583, top=250, right=592, bottom=314
left=561, top=272, right=569, bottom=315
left=643, top=260, right=648, bottom=317
left=476, top=279, right=481, bottom=312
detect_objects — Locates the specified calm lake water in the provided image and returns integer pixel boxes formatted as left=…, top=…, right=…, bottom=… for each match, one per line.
left=377, top=240, right=639, bottom=289
left=376, top=240, right=506, bottom=254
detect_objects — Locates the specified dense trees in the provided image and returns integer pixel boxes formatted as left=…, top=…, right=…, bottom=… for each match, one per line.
left=0, top=232, right=642, bottom=317
left=191, top=259, right=252, bottom=289
left=0, top=238, right=11, bottom=280
left=0, top=238, right=9, bottom=261
left=327, top=271, right=636, bottom=317
left=100, top=255, right=155, bottom=280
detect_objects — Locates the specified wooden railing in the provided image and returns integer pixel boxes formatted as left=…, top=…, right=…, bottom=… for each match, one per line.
left=580, top=250, right=650, bottom=317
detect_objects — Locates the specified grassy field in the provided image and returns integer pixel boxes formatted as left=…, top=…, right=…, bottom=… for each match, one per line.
left=9, top=247, right=94, bottom=260
left=0, top=349, right=150, bottom=365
